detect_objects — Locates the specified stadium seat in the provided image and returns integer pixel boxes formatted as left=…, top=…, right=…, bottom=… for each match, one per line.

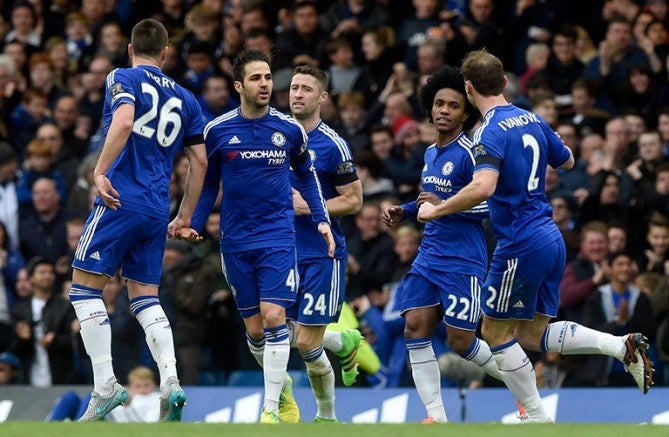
left=198, top=371, right=227, bottom=386
left=226, top=370, right=265, bottom=387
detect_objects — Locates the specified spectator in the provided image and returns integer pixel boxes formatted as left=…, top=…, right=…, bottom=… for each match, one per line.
left=361, top=27, right=401, bottom=100
left=35, top=123, right=79, bottom=192
left=10, top=88, right=49, bottom=161
left=11, top=256, right=76, bottom=386
left=580, top=170, right=630, bottom=226
left=78, top=55, right=113, bottom=133
left=64, top=11, right=95, bottom=70
left=5, top=1, right=42, bottom=52
left=326, top=36, right=371, bottom=100
left=337, top=91, right=369, bottom=155
left=44, top=37, right=73, bottom=93
left=637, top=213, right=669, bottom=274
left=0, top=351, right=21, bottom=384
left=551, top=194, right=580, bottom=261
left=27, top=52, right=65, bottom=110
left=545, top=25, right=585, bottom=109
left=0, top=142, right=20, bottom=251
left=653, top=162, right=669, bottom=218
left=19, top=177, right=72, bottom=263
left=96, top=21, right=129, bottom=68
left=275, top=0, right=328, bottom=67
left=556, top=121, right=590, bottom=192
left=570, top=79, right=611, bottom=138
left=578, top=251, right=656, bottom=387
left=347, top=202, right=397, bottom=299
left=52, top=95, right=88, bottom=159
left=16, top=138, right=67, bottom=208
left=197, top=75, right=237, bottom=124
left=322, top=0, right=390, bottom=39
left=560, top=221, right=610, bottom=323
left=180, top=41, right=214, bottom=95
left=607, top=221, right=630, bottom=253
left=354, top=150, right=395, bottom=202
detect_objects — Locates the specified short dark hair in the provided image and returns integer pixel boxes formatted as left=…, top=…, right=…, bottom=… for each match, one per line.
left=607, top=250, right=632, bottom=265
left=293, top=65, right=328, bottom=90
left=131, top=19, right=168, bottom=59
left=419, top=65, right=479, bottom=131
left=232, top=49, right=270, bottom=83
left=26, top=256, right=54, bottom=277
left=461, top=49, right=505, bottom=97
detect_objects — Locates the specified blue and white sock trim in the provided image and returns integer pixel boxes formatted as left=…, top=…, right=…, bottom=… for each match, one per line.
left=69, top=283, right=103, bottom=301
left=264, top=324, right=289, bottom=343
left=405, top=337, right=432, bottom=351
left=129, top=295, right=160, bottom=316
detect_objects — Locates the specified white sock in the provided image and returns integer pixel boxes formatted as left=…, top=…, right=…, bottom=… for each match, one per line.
left=543, top=321, right=625, bottom=359
left=406, top=338, right=447, bottom=422
left=263, top=325, right=290, bottom=412
left=492, top=340, right=549, bottom=422
left=130, top=296, right=177, bottom=386
left=322, top=330, right=343, bottom=354
left=302, top=347, right=336, bottom=419
left=462, top=337, right=503, bottom=382
left=70, top=284, right=115, bottom=394
left=246, top=332, right=265, bottom=367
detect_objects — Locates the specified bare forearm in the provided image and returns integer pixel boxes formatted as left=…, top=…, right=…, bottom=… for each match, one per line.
left=177, top=145, right=207, bottom=221
left=432, top=182, right=489, bottom=218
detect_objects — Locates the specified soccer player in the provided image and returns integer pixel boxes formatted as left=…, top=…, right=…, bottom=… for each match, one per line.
left=288, top=65, right=363, bottom=422
left=184, top=50, right=334, bottom=424
left=418, top=49, right=654, bottom=422
left=69, top=19, right=208, bottom=422
left=382, top=65, right=506, bottom=423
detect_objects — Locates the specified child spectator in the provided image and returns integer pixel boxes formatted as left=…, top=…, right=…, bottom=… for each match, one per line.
left=637, top=213, right=669, bottom=274
left=181, top=41, right=214, bottom=95
left=65, top=12, right=94, bottom=70
left=16, top=138, right=67, bottom=207
left=10, top=88, right=49, bottom=160
left=326, top=36, right=370, bottom=100
left=337, top=91, right=369, bottom=155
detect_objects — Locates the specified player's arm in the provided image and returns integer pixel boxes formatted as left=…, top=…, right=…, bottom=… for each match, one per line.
left=169, top=142, right=207, bottom=241
left=418, top=169, right=498, bottom=222
left=93, top=103, right=134, bottom=210
left=188, top=148, right=222, bottom=236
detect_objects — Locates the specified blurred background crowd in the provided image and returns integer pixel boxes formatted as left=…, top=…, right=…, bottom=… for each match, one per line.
left=1, top=0, right=669, bottom=393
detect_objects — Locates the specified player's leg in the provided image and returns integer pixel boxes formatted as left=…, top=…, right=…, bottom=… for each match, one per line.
left=69, top=205, right=130, bottom=421
left=123, top=216, right=186, bottom=421
left=257, top=247, right=298, bottom=420
left=481, top=248, right=554, bottom=423
left=400, top=270, right=446, bottom=423
left=294, top=257, right=344, bottom=422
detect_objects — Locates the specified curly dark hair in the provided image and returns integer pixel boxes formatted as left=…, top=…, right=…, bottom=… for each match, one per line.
left=418, top=65, right=479, bottom=132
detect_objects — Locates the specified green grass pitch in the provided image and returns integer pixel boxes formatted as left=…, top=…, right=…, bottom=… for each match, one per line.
left=1, top=423, right=668, bottom=437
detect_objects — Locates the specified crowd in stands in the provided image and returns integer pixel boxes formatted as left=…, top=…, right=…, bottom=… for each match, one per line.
left=1, top=0, right=669, bottom=392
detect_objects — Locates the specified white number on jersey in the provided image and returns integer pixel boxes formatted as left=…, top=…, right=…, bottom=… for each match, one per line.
left=133, top=83, right=183, bottom=148
left=522, top=133, right=540, bottom=192
left=302, top=292, right=326, bottom=316
left=285, top=269, right=297, bottom=292
left=444, top=294, right=471, bottom=321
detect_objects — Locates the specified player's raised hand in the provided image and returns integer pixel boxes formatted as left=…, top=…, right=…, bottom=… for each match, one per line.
left=416, top=192, right=441, bottom=207
left=417, top=202, right=438, bottom=223
left=94, top=174, right=121, bottom=209
left=318, top=222, right=335, bottom=258
left=382, top=205, right=404, bottom=229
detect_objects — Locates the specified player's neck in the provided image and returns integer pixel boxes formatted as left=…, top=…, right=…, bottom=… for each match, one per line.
left=240, top=102, right=269, bottom=119
left=131, top=55, right=162, bottom=70
left=296, top=113, right=321, bottom=133
left=437, top=129, right=461, bottom=147
left=475, top=94, right=509, bottom=117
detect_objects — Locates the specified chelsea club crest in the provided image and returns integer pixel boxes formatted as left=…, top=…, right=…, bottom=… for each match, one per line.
left=442, top=161, right=454, bottom=175
left=271, top=132, right=286, bottom=147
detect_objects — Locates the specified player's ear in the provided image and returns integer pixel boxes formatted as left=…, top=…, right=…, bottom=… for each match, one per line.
left=160, top=46, right=168, bottom=63
left=233, top=80, right=243, bottom=93
left=502, top=75, right=508, bottom=89
left=319, top=90, right=329, bottom=104
left=127, top=43, right=133, bottom=58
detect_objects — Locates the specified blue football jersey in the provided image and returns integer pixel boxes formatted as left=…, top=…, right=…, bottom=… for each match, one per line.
left=192, top=107, right=329, bottom=253
left=291, top=121, right=358, bottom=259
left=99, top=65, right=205, bottom=220
left=472, top=105, right=571, bottom=256
left=402, top=133, right=488, bottom=278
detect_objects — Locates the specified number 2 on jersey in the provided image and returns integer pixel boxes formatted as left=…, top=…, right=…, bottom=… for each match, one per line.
left=133, top=83, right=183, bottom=148
left=522, top=133, right=540, bottom=192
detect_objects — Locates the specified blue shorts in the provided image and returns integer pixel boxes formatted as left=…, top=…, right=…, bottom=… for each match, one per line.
left=481, top=238, right=566, bottom=320
left=399, top=264, right=483, bottom=331
left=287, top=256, right=345, bottom=325
left=222, top=246, right=298, bottom=319
left=72, top=204, right=167, bottom=285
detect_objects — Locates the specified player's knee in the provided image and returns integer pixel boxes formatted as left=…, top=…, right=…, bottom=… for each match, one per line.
left=403, top=314, right=429, bottom=339
left=447, top=332, right=474, bottom=355
left=261, top=307, right=285, bottom=328
left=246, top=326, right=264, bottom=341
